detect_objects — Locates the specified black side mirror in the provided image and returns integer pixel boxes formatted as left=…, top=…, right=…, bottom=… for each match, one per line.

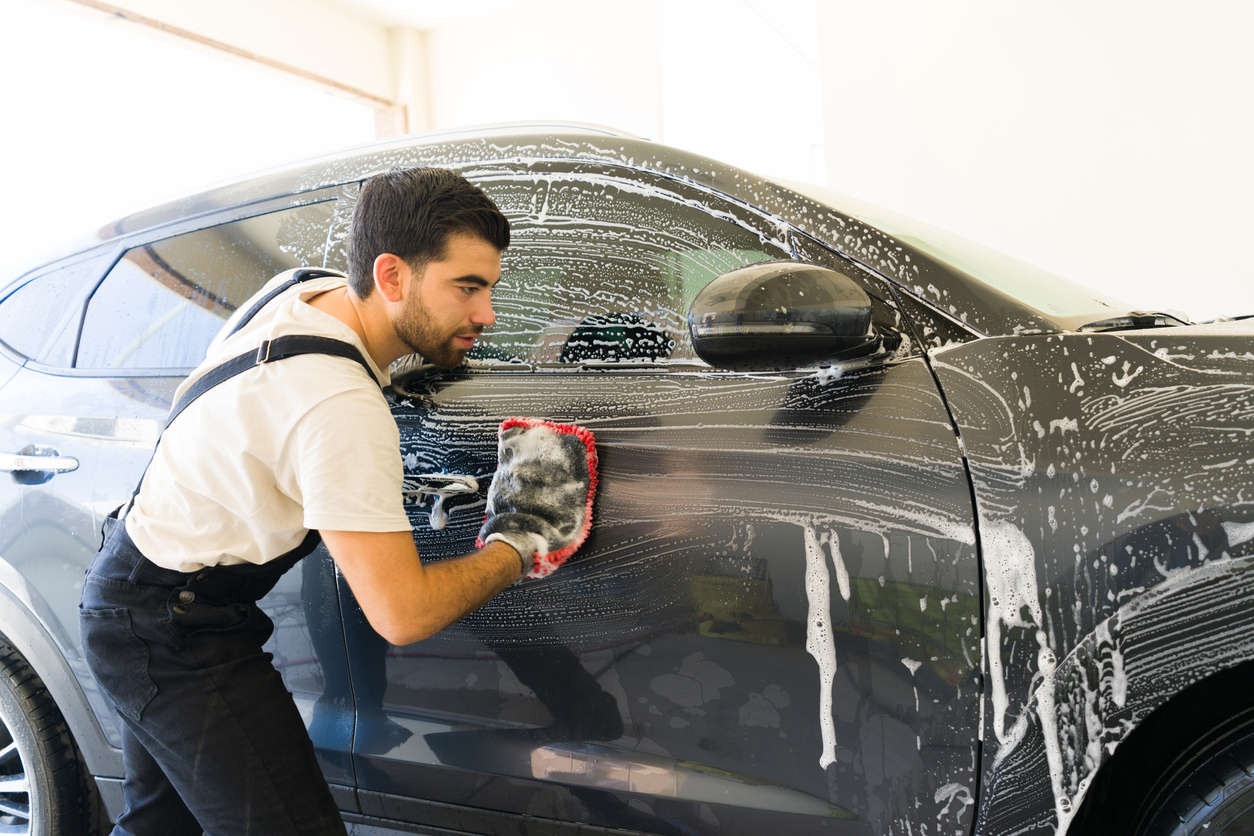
left=688, top=261, right=877, bottom=370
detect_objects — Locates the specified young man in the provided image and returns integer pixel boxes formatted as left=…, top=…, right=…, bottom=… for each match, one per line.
left=79, top=168, right=588, bottom=835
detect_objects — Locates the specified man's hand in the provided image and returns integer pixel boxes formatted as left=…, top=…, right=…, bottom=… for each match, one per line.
left=321, top=529, right=522, bottom=646
left=477, top=418, right=598, bottom=578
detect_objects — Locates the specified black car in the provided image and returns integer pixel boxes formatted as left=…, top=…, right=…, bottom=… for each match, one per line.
left=0, top=124, right=1251, bottom=836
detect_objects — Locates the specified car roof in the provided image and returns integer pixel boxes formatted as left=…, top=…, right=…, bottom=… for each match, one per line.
left=30, top=123, right=1064, bottom=339
left=92, top=122, right=701, bottom=242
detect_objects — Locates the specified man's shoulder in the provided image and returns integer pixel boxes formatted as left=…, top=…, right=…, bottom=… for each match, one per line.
left=259, top=351, right=389, bottom=411
left=217, top=269, right=349, bottom=346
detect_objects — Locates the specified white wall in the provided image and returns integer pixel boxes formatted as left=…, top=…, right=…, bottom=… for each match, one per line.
left=815, top=1, right=1254, bottom=322
left=81, top=0, right=398, bottom=103
left=0, top=0, right=376, bottom=279
left=11, top=0, right=1251, bottom=325
left=427, top=0, right=824, bottom=184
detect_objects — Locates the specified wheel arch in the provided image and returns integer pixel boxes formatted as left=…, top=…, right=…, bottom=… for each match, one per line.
left=976, top=553, right=1254, bottom=835
left=0, top=576, right=123, bottom=779
left=1068, top=656, right=1254, bottom=834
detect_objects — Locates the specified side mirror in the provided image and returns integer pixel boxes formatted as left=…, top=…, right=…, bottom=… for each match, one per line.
left=688, top=261, right=877, bottom=370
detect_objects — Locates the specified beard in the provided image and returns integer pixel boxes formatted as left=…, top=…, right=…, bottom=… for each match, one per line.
left=394, top=292, right=478, bottom=369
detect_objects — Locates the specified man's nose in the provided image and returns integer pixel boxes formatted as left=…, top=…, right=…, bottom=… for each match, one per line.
left=471, top=294, right=496, bottom=328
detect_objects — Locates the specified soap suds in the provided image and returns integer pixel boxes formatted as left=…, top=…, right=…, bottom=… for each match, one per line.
left=803, top=525, right=839, bottom=771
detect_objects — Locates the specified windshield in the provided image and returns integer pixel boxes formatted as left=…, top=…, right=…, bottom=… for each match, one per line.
left=775, top=179, right=1132, bottom=326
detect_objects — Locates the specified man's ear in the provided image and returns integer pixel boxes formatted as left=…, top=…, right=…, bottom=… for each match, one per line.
left=373, top=253, right=410, bottom=304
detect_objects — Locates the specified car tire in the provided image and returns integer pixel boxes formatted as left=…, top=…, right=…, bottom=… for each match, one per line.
left=1134, top=708, right=1254, bottom=836
left=0, top=639, right=89, bottom=835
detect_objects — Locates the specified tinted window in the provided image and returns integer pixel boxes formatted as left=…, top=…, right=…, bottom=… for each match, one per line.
left=0, top=256, right=106, bottom=361
left=77, top=201, right=334, bottom=370
left=483, top=175, right=790, bottom=363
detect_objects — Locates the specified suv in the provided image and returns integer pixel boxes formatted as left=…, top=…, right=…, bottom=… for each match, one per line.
left=0, top=125, right=1251, bottom=836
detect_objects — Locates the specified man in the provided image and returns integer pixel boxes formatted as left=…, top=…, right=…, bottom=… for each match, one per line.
left=79, top=168, right=590, bottom=835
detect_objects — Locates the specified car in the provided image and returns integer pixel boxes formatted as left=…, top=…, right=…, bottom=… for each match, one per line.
left=0, top=123, right=1251, bottom=836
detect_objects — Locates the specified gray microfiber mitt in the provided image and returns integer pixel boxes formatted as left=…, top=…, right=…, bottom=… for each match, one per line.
left=476, top=418, right=598, bottom=579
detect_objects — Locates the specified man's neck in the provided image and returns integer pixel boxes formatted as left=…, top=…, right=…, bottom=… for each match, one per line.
left=306, top=286, right=406, bottom=371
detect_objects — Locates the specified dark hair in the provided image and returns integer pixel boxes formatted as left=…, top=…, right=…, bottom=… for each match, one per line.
left=346, top=167, right=510, bottom=298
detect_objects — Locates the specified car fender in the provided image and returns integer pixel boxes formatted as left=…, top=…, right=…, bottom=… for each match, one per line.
left=926, top=331, right=1254, bottom=835
left=975, top=552, right=1254, bottom=835
left=0, top=557, right=122, bottom=777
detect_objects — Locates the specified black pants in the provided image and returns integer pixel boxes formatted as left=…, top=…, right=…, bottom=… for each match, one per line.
left=79, top=518, right=346, bottom=836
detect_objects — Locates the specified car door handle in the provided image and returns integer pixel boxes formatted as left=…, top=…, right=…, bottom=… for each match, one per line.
left=0, top=454, right=81, bottom=473
left=0, top=446, right=80, bottom=485
left=402, top=474, right=480, bottom=530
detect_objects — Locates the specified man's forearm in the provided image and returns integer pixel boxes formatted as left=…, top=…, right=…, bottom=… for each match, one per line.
left=411, top=541, right=523, bottom=638
left=322, top=529, right=522, bottom=646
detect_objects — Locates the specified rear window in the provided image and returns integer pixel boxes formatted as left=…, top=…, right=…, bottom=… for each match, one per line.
left=0, top=256, right=106, bottom=362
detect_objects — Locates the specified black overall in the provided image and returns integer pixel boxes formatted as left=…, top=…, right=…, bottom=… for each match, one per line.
left=80, top=269, right=372, bottom=836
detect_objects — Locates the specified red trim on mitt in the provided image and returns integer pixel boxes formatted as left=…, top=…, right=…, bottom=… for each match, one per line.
left=475, top=417, right=599, bottom=579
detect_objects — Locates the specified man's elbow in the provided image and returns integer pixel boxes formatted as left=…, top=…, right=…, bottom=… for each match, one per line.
left=368, top=611, right=441, bottom=647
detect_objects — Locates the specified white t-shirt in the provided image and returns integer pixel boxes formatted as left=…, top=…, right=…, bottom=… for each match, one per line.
left=126, top=270, right=413, bottom=572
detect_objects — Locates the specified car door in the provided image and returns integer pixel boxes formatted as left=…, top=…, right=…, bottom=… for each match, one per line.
left=0, top=194, right=360, bottom=801
left=337, top=165, right=983, bottom=836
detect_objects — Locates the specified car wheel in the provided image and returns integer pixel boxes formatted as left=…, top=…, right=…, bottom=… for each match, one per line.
left=1135, top=709, right=1254, bottom=836
left=0, top=639, right=88, bottom=835
left=1070, top=663, right=1254, bottom=836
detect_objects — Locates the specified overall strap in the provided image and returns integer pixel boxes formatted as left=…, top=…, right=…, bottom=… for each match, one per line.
left=228, top=268, right=344, bottom=337
left=165, top=336, right=374, bottom=429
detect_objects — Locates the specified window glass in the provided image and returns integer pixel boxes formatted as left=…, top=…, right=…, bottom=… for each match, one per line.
left=0, top=255, right=106, bottom=361
left=472, top=174, right=792, bottom=364
left=323, top=183, right=357, bottom=276
left=77, top=201, right=334, bottom=370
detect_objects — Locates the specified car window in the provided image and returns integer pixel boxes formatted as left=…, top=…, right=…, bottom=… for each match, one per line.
left=0, top=255, right=106, bottom=362
left=469, top=173, right=794, bottom=364
left=76, top=201, right=335, bottom=371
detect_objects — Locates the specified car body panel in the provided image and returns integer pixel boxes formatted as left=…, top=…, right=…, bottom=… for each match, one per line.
left=931, top=328, right=1254, bottom=832
left=340, top=354, right=982, bottom=836
left=0, top=367, right=175, bottom=748
left=0, top=365, right=362, bottom=780
left=311, top=158, right=983, bottom=833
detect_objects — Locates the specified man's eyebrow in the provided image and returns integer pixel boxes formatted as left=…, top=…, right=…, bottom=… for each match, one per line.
left=453, top=274, right=495, bottom=287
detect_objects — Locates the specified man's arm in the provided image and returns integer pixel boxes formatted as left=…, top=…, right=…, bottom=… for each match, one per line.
left=321, top=529, right=522, bottom=646
left=320, top=418, right=597, bottom=646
